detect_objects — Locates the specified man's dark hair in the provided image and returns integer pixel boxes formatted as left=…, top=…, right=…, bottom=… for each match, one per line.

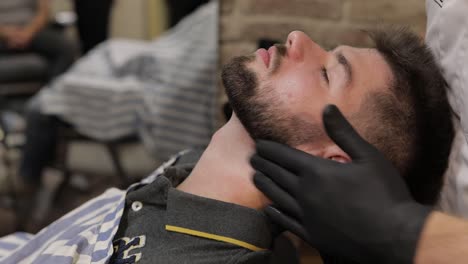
left=362, top=27, right=454, bottom=205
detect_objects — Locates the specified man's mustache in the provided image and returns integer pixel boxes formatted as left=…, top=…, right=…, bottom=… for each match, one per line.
left=274, top=44, right=287, bottom=57
left=271, top=44, right=287, bottom=74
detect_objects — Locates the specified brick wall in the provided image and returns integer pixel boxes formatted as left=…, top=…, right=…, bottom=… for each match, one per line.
left=220, top=0, right=426, bottom=65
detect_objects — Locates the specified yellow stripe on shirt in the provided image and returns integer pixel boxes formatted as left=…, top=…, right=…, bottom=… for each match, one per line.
left=165, top=225, right=266, bottom=252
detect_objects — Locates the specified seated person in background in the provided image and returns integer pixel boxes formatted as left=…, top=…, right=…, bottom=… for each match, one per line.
left=15, top=0, right=218, bottom=210
left=0, top=27, right=453, bottom=263
left=73, top=0, right=114, bottom=54
left=0, top=0, right=74, bottom=80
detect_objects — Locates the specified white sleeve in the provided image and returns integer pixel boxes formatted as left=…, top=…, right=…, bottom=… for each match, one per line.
left=426, top=0, right=468, bottom=218
left=425, top=0, right=468, bottom=139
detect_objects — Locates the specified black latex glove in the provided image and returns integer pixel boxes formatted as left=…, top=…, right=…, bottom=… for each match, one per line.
left=251, top=105, right=432, bottom=264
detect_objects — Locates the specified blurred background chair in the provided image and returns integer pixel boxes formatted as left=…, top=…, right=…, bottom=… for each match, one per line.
left=0, top=13, right=76, bottom=100
left=0, top=0, right=217, bottom=236
left=53, top=0, right=216, bottom=196
left=0, top=54, right=46, bottom=97
left=0, top=11, right=77, bottom=234
left=29, top=0, right=216, bottom=228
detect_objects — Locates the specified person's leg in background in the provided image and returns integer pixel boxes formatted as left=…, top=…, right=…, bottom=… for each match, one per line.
left=166, top=0, right=210, bottom=27
left=18, top=97, right=60, bottom=193
left=15, top=96, right=61, bottom=231
left=28, top=28, right=75, bottom=81
left=0, top=41, right=13, bottom=54
left=19, top=27, right=76, bottom=181
left=73, top=0, right=113, bottom=55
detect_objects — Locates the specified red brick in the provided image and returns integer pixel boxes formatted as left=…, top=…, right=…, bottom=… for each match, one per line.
left=245, top=0, right=344, bottom=21
left=240, top=21, right=373, bottom=49
left=241, top=22, right=300, bottom=43
left=349, top=0, right=425, bottom=24
left=220, top=17, right=243, bottom=41
left=220, top=42, right=257, bottom=65
left=221, top=0, right=235, bottom=15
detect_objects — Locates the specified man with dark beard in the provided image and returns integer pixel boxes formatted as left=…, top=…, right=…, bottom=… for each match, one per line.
left=0, top=27, right=453, bottom=263
left=221, top=27, right=453, bottom=263
left=223, top=28, right=453, bottom=206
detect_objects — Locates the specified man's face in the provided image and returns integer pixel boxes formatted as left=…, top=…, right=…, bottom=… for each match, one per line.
left=222, top=31, right=393, bottom=150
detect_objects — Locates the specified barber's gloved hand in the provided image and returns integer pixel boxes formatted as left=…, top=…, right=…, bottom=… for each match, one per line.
left=251, top=105, right=432, bottom=264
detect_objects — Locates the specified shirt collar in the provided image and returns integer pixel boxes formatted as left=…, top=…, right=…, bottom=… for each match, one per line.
left=165, top=187, right=273, bottom=251
left=127, top=151, right=273, bottom=252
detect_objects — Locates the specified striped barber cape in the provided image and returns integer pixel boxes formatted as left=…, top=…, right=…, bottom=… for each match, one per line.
left=36, top=0, right=219, bottom=163
left=0, top=152, right=182, bottom=263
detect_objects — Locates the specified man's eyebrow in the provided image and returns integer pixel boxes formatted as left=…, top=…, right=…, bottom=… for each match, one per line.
left=335, top=51, right=352, bottom=88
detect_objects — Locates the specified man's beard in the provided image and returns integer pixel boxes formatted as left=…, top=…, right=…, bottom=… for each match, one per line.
left=221, top=54, right=274, bottom=141
left=221, top=49, right=322, bottom=146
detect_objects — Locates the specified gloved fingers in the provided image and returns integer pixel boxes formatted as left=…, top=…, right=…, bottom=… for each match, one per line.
left=322, top=105, right=375, bottom=160
left=251, top=154, right=299, bottom=195
left=255, top=140, right=325, bottom=173
left=265, top=206, right=311, bottom=244
left=253, top=172, right=302, bottom=219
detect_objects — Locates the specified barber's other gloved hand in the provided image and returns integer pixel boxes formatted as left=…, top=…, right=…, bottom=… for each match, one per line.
left=251, top=105, right=432, bottom=264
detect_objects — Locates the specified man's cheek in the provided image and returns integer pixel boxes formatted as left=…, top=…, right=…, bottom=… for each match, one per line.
left=275, top=83, right=307, bottom=105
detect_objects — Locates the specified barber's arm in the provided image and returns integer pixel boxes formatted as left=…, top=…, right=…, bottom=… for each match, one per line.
left=251, top=105, right=468, bottom=264
left=415, top=212, right=468, bottom=263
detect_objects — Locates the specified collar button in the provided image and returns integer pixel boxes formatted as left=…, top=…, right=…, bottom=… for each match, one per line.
left=132, top=201, right=143, bottom=212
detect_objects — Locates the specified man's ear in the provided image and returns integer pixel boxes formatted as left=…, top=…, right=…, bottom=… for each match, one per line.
left=296, top=143, right=351, bottom=163
left=323, top=144, right=351, bottom=163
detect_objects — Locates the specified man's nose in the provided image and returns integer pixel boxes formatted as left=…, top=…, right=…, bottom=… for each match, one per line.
left=286, top=31, right=325, bottom=61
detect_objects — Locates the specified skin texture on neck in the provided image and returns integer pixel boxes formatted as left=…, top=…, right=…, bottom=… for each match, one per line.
left=177, top=114, right=270, bottom=210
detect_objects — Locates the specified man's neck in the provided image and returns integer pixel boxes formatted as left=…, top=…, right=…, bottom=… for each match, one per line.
left=177, top=115, right=270, bottom=210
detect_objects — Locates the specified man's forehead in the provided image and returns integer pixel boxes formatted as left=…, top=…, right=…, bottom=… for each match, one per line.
left=333, top=45, right=379, bottom=59
left=337, top=45, right=393, bottom=90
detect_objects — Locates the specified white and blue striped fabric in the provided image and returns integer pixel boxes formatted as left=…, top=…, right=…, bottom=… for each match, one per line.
left=37, top=1, right=219, bottom=163
left=0, top=188, right=125, bottom=263
left=0, top=152, right=182, bottom=264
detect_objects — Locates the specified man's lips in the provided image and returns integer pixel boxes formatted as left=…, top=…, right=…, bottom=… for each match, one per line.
left=256, top=48, right=270, bottom=67
left=256, top=46, right=277, bottom=68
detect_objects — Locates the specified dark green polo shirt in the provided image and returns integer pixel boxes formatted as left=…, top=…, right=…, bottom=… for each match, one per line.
left=111, top=151, right=273, bottom=263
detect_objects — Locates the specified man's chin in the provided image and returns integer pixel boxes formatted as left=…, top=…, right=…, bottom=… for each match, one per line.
left=221, top=55, right=258, bottom=99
